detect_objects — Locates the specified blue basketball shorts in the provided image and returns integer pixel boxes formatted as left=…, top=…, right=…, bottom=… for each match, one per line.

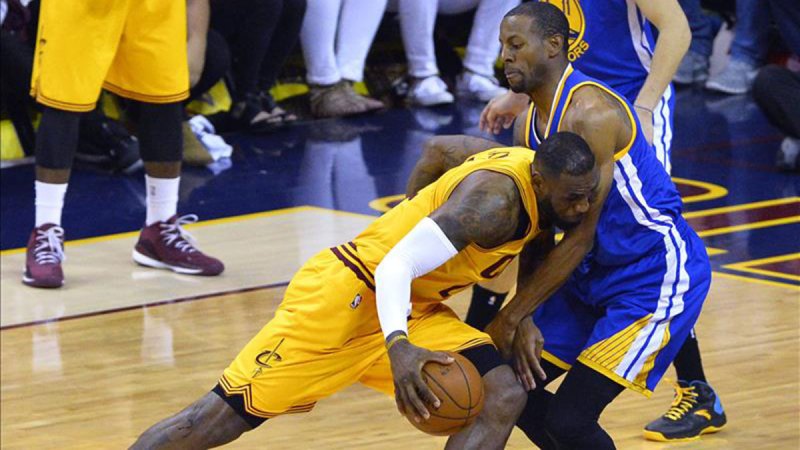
left=534, top=226, right=711, bottom=396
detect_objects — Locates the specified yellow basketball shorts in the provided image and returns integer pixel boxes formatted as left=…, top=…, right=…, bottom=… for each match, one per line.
left=30, top=0, right=189, bottom=112
left=215, top=249, right=493, bottom=423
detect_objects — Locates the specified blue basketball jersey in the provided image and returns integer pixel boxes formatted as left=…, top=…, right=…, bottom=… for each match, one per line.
left=525, top=65, right=684, bottom=266
left=541, top=0, right=657, bottom=101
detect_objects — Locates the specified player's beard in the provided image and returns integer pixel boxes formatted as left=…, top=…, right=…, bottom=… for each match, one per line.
left=538, top=197, right=581, bottom=231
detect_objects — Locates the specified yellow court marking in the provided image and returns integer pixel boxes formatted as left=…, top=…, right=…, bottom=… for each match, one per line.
left=723, top=253, right=800, bottom=283
left=0, top=206, right=320, bottom=256
left=705, top=247, right=727, bottom=256
left=713, top=270, right=800, bottom=291
left=368, top=195, right=406, bottom=213
left=696, top=216, right=800, bottom=238
left=672, top=177, right=728, bottom=204
left=683, top=196, right=799, bottom=218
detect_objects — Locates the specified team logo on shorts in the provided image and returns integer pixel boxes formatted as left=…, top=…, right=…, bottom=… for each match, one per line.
left=255, top=338, right=285, bottom=370
left=350, top=294, right=362, bottom=309
left=541, top=0, right=590, bottom=62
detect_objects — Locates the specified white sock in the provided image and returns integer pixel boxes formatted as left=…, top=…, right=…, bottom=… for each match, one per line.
left=145, top=175, right=179, bottom=226
left=35, top=181, right=68, bottom=227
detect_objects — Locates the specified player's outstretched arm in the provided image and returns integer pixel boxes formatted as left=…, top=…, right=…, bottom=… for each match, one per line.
left=405, top=135, right=503, bottom=197
left=489, top=88, right=625, bottom=351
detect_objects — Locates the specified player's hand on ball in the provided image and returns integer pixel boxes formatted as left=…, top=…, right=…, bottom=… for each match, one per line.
left=387, top=336, right=453, bottom=423
left=479, top=91, right=529, bottom=135
left=513, top=318, right=546, bottom=391
left=485, top=312, right=517, bottom=360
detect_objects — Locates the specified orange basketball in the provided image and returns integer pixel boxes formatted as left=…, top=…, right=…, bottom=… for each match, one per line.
left=407, top=352, right=485, bottom=436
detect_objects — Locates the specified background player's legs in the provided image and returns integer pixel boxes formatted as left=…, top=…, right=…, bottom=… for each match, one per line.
left=542, top=362, right=624, bottom=449
left=132, top=101, right=224, bottom=276
left=131, top=391, right=252, bottom=449
left=673, top=329, right=707, bottom=382
left=24, top=106, right=82, bottom=288
left=514, top=359, right=566, bottom=450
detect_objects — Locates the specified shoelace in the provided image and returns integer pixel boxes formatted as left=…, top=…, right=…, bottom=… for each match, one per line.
left=663, top=379, right=699, bottom=420
left=34, top=226, right=66, bottom=264
left=159, top=214, right=199, bottom=253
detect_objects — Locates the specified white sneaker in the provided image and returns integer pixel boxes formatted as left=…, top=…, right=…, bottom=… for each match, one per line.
left=456, top=72, right=507, bottom=102
left=705, top=59, right=759, bottom=95
left=407, top=76, right=454, bottom=107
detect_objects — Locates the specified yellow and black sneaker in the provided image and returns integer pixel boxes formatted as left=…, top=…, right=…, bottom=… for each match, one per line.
left=643, top=380, right=727, bottom=442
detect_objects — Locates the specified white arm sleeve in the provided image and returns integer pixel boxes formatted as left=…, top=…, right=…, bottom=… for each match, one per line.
left=374, top=217, right=459, bottom=339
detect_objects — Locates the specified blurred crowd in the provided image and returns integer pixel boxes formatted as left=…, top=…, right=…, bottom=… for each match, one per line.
left=1, top=0, right=798, bottom=172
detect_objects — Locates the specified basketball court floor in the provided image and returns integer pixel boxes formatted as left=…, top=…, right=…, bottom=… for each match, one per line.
left=1, top=88, right=798, bottom=448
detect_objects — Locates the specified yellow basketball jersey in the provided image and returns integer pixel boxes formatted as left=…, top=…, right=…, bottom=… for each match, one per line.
left=331, top=147, right=541, bottom=304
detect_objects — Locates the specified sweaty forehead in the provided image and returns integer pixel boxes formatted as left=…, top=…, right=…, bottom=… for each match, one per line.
left=560, top=172, right=598, bottom=193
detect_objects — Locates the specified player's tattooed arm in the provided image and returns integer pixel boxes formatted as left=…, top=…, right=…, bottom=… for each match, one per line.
left=429, top=171, right=522, bottom=250
left=406, top=135, right=503, bottom=197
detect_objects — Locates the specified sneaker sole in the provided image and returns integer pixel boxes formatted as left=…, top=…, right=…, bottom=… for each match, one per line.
left=642, top=424, right=726, bottom=442
left=22, top=271, right=63, bottom=288
left=132, top=249, right=204, bottom=275
left=705, top=80, right=747, bottom=95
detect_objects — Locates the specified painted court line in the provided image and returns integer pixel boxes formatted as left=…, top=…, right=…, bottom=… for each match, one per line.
left=0, top=281, right=290, bottom=331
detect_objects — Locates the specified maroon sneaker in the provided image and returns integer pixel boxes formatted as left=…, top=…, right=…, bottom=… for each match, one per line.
left=23, top=223, right=66, bottom=288
left=132, top=214, right=224, bottom=276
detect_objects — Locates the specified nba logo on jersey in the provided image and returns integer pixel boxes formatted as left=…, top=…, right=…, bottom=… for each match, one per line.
left=350, top=294, right=362, bottom=309
left=541, top=0, right=590, bottom=61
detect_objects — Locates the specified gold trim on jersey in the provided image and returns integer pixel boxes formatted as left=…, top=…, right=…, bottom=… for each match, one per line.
left=555, top=81, right=638, bottom=161
left=523, top=64, right=637, bottom=161
left=524, top=64, right=575, bottom=148
left=525, top=102, right=535, bottom=148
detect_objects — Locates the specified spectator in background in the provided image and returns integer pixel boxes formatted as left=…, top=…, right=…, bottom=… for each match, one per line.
left=208, top=0, right=306, bottom=129
left=300, top=0, right=386, bottom=118
left=389, top=0, right=519, bottom=107
left=753, top=65, right=800, bottom=171
left=673, top=0, right=721, bottom=85
left=704, top=0, right=800, bottom=94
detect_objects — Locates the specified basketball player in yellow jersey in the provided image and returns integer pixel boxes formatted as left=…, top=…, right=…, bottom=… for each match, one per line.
left=131, top=132, right=600, bottom=449
left=24, top=0, right=222, bottom=290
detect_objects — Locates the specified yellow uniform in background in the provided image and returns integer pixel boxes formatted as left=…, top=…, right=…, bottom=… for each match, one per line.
left=219, top=147, right=543, bottom=420
left=30, top=0, right=189, bottom=112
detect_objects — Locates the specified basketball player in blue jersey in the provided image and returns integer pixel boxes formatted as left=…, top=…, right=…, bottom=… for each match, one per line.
left=468, top=1, right=726, bottom=441
left=481, top=0, right=688, bottom=173
left=407, top=3, right=717, bottom=447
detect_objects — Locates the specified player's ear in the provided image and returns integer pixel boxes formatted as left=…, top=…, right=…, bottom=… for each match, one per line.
left=532, top=170, right=546, bottom=195
left=547, top=34, right=564, bottom=58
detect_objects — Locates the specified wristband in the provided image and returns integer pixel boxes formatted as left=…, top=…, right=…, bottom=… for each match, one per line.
left=386, top=333, right=408, bottom=351
left=634, top=104, right=654, bottom=114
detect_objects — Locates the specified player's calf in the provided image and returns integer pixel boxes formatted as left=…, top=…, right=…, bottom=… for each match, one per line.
left=130, top=392, right=252, bottom=450
left=445, top=364, right=527, bottom=450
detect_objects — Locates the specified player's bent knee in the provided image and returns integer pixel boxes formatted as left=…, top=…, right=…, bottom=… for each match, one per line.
left=483, top=365, right=527, bottom=419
